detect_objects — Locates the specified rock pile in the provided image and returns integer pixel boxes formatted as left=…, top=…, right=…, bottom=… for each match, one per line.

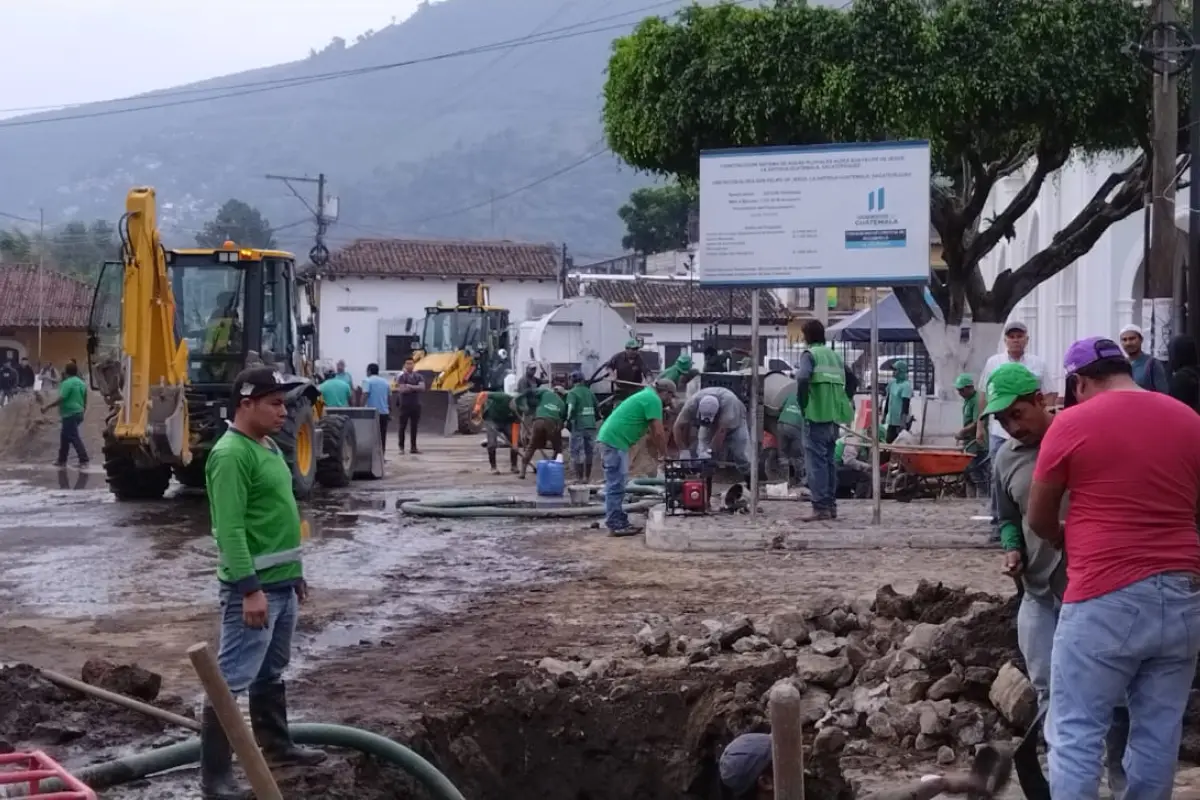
left=607, top=580, right=1035, bottom=767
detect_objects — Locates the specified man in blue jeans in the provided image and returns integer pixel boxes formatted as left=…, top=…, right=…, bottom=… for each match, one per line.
left=202, top=368, right=327, bottom=799
left=1028, top=337, right=1200, bottom=799
left=795, top=320, right=856, bottom=521
left=41, top=361, right=89, bottom=467
left=595, top=379, right=674, bottom=537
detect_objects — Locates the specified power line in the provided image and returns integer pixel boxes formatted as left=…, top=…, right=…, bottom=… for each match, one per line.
left=0, top=1, right=698, bottom=128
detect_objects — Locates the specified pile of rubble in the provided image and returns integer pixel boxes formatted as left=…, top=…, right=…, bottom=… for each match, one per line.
left=0, top=659, right=193, bottom=756
left=538, top=580, right=1032, bottom=770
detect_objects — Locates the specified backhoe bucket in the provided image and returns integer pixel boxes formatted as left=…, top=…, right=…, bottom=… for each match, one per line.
left=419, top=390, right=459, bottom=437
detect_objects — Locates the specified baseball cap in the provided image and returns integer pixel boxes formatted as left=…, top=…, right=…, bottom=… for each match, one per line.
left=1063, top=336, right=1125, bottom=375
left=982, top=363, right=1041, bottom=417
left=625, top=338, right=641, bottom=349
left=1004, top=321, right=1028, bottom=335
left=719, top=733, right=772, bottom=794
left=697, top=394, right=720, bottom=424
left=232, top=366, right=305, bottom=401
left=954, top=373, right=974, bottom=390
left=653, top=377, right=677, bottom=394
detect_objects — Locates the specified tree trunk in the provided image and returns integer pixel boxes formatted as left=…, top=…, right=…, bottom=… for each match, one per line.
left=914, top=320, right=1004, bottom=399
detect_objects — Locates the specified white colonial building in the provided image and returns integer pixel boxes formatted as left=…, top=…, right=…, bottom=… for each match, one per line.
left=976, top=152, right=1178, bottom=392
left=310, top=238, right=566, bottom=380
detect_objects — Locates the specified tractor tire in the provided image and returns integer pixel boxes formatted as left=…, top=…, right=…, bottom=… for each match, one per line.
left=277, top=398, right=318, bottom=500
left=103, top=439, right=172, bottom=501
left=457, top=392, right=482, bottom=435
left=173, top=457, right=208, bottom=489
left=316, top=413, right=356, bottom=489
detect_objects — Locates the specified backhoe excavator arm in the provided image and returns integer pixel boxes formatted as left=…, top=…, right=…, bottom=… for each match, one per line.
left=111, top=187, right=191, bottom=464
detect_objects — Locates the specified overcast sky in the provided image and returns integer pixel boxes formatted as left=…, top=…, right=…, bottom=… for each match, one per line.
left=0, top=0, right=421, bottom=117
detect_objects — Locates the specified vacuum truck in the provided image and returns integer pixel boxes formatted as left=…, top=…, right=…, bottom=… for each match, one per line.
left=514, top=296, right=635, bottom=412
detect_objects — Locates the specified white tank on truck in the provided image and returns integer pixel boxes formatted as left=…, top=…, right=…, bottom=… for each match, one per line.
left=514, top=296, right=635, bottom=396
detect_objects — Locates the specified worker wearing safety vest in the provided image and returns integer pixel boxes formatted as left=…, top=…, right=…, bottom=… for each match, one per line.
left=796, top=319, right=856, bottom=522
left=201, top=367, right=327, bottom=799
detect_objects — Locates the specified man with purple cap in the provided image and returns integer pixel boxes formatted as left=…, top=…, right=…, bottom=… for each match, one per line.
left=1027, top=335, right=1200, bottom=799
left=718, top=733, right=988, bottom=799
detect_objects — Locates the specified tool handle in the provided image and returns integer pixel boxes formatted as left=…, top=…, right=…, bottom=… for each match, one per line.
left=187, top=642, right=284, bottom=800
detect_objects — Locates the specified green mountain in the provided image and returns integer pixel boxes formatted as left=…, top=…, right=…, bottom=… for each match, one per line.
left=0, top=0, right=843, bottom=260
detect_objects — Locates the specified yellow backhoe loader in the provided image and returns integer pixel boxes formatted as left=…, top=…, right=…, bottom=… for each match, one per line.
left=87, top=187, right=382, bottom=501
left=411, top=283, right=512, bottom=436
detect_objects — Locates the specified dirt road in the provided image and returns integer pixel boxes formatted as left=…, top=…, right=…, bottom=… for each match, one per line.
left=2, top=437, right=1193, bottom=798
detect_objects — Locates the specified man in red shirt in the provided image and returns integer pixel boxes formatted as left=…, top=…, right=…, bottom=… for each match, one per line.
left=1027, top=336, right=1200, bottom=799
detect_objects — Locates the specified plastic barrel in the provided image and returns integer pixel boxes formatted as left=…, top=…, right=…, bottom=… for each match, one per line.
left=536, top=459, right=566, bottom=496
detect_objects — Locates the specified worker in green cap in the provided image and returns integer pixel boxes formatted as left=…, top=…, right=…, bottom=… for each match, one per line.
left=605, top=338, right=649, bottom=406
left=985, top=361, right=1131, bottom=789
left=953, top=373, right=987, bottom=496
left=883, top=359, right=913, bottom=443
left=658, top=353, right=693, bottom=385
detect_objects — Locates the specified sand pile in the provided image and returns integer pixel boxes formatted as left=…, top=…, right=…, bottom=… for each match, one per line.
left=0, top=390, right=107, bottom=464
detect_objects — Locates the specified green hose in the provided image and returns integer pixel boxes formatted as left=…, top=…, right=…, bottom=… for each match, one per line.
left=37, top=723, right=465, bottom=799
left=399, top=481, right=665, bottom=518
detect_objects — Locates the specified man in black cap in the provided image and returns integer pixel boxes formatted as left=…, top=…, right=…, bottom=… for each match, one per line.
left=200, top=367, right=326, bottom=799
left=719, top=733, right=988, bottom=799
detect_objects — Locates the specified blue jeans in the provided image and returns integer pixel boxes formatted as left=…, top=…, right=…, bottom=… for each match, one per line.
left=803, top=421, right=838, bottom=513
left=698, top=423, right=752, bottom=480
left=600, top=443, right=630, bottom=531
left=58, top=413, right=88, bottom=465
left=988, top=434, right=1006, bottom=525
left=1019, top=592, right=1129, bottom=796
left=216, top=584, right=299, bottom=694
left=569, top=428, right=596, bottom=473
left=1049, top=573, right=1200, bottom=799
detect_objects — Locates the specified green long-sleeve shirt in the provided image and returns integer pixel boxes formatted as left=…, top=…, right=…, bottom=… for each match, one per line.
left=206, top=429, right=304, bottom=595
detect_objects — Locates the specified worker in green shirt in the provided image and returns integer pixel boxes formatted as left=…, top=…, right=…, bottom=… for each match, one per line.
left=774, top=390, right=806, bottom=487
left=517, top=385, right=566, bottom=479
left=658, top=353, right=693, bottom=385
left=41, top=361, right=89, bottom=467
left=317, top=370, right=351, bottom=408
left=953, top=373, right=987, bottom=496
left=883, top=359, right=913, bottom=443
left=565, top=371, right=599, bottom=482
left=473, top=390, right=520, bottom=474
left=596, top=379, right=676, bottom=536
left=796, top=320, right=856, bottom=521
left=200, top=367, right=326, bottom=799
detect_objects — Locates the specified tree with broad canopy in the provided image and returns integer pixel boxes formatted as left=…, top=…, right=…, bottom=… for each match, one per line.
left=196, top=199, right=278, bottom=250
left=602, top=0, right=1181, bottom=394
left=618, top=183, right=696, bottom=255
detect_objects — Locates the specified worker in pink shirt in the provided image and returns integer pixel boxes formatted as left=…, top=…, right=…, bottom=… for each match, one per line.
left=1026, top=336, right=1200, bottom=799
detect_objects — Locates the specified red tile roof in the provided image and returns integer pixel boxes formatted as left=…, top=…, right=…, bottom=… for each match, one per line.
left=565, top=276, right=790, bottom=325
left=0, top=264, right=93, bottom=329
left=321, top=238, right=561, bottom=280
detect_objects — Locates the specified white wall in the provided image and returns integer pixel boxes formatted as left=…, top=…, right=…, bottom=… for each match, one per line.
left=317, top=276, right=561, bottom=381
left=975, top=151, right=1172, bottom=393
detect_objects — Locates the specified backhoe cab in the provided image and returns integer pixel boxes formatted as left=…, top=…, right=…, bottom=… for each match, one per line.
left=89, top=187, right=381, bottom=502
left=411, top=282, right=512, bottom=436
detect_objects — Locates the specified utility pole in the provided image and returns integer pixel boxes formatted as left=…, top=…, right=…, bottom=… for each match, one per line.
left=37, top=208, right=44, bottom=362
left=1190, top=2, right=1200, bottom=334
left=1149, top=0, right=1180, bottom=354
left=264, top=173, right=332, bottom=268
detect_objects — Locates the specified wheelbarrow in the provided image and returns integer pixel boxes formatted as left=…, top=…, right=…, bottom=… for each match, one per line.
left=886, top=446, right=976, bottom=501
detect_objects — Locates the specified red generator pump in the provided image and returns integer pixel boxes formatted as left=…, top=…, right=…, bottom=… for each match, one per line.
left=664, top=458, right=714, bottom=516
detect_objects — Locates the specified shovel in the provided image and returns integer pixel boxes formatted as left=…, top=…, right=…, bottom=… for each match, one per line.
left=969, top=704, right=1050, bottom=800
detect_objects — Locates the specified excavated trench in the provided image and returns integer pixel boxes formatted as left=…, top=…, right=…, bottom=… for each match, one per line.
left=9, top=580, right=1200, bottom=799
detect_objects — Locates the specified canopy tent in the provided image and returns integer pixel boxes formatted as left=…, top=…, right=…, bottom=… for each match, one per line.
left=828, top=292, right=923, bottom=343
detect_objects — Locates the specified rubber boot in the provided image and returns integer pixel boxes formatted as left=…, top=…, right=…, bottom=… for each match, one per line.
left=509, top=451, right=519, bottom=474
left=200, top=705, right=251, bottom=800
left=248, top=682, right=328, bottom=767
left=488, top=449, right=499, bottom=475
